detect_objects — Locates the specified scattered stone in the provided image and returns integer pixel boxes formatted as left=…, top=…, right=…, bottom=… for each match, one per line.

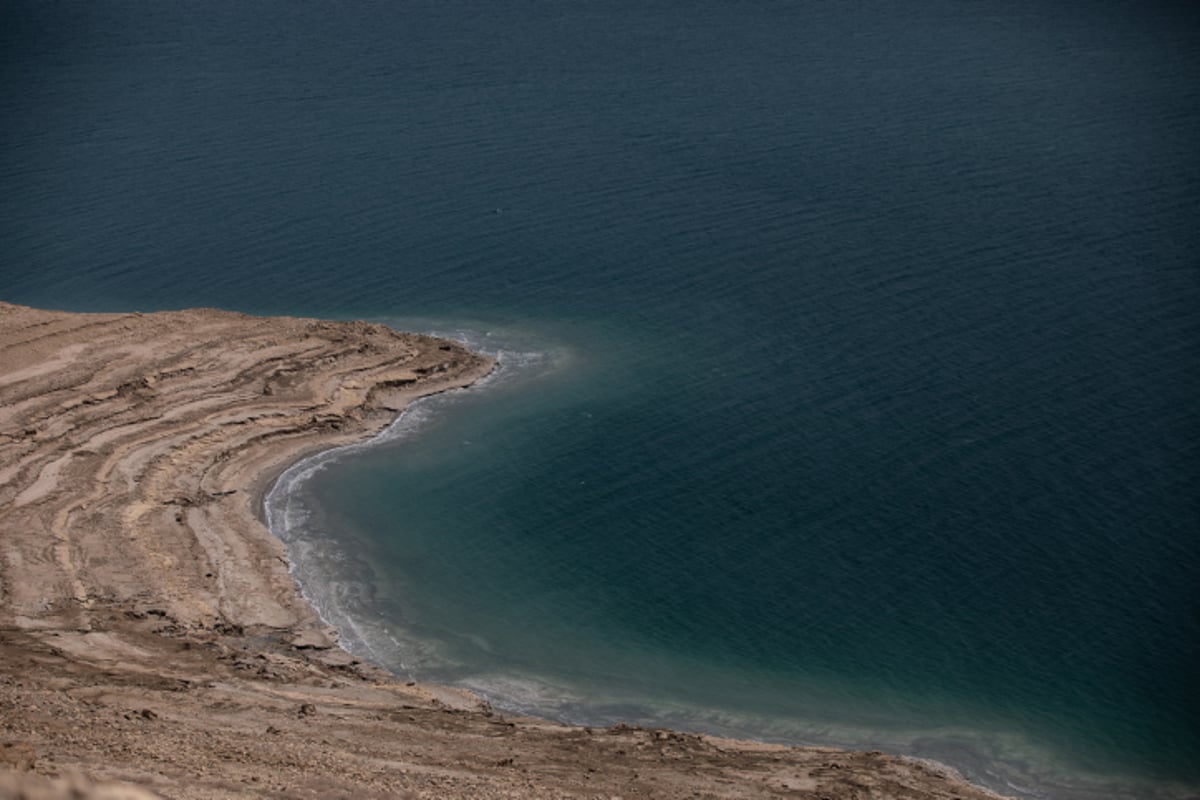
left=290, top=628, right=335, bottom=650
left=314, top=649, right=357, bottom=669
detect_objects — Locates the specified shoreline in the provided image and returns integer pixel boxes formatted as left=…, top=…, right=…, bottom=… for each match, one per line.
left=0, top=301, right=1011, bottom=798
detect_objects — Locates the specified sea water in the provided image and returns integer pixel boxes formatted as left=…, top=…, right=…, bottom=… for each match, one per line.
left=3, top=2, right=1198, bottom=798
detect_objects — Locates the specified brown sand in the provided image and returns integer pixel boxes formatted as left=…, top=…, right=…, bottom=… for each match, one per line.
left=0, top=302, right=1010, bottom=799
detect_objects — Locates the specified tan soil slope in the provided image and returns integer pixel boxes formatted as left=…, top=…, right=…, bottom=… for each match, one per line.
left=0, top=302, right=1009, bottom=799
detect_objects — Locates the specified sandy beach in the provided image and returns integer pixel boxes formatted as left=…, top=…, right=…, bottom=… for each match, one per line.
left=0, top=302, right=1010, bottom=799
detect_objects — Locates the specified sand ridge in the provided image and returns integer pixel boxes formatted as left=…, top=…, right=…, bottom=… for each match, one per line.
left=0, top=302, right=1010, bottom=799
left=0, top=302, right=493, bottom=637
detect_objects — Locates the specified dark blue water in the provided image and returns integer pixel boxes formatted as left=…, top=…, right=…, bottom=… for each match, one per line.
left=4, top=2, right=1198, bottom=797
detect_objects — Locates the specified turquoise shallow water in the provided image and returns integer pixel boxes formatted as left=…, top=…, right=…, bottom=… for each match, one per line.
left=266, top=315, right=1198, bottom=800
left=4, top=2, right=1199, bottom=798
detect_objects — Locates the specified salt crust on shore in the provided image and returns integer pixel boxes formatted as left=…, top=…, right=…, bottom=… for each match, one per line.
left=0, top=302, right=1010, bottom=799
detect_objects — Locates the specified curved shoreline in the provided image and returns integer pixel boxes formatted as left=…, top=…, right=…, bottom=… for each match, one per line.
left=0, top=301, right=495, bottom=639
left=0, top=301, right=1010, bottom=799
left=260, top=382, right=493, bottom=669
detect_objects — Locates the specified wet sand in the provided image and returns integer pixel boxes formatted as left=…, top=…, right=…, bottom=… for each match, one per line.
left=0, top=301, right=1009, bottom=799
